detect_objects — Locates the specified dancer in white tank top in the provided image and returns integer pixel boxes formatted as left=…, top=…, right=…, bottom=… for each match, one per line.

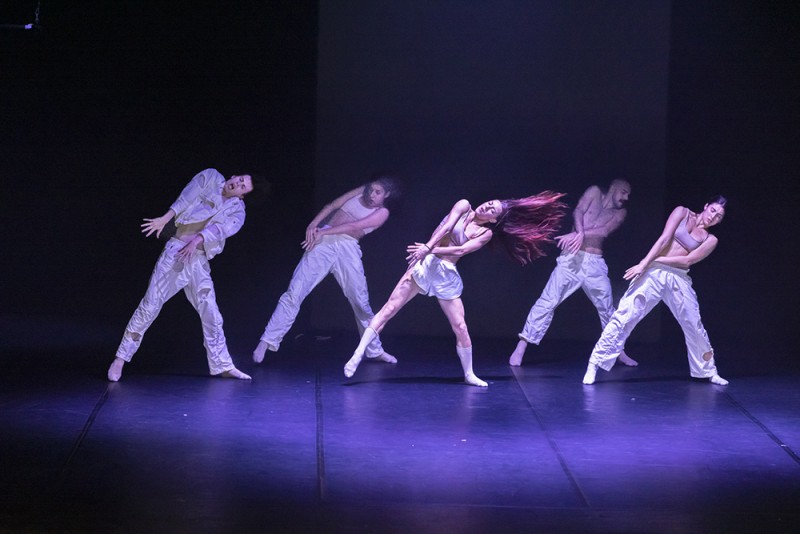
left=253, top=174, right=399, bottom=366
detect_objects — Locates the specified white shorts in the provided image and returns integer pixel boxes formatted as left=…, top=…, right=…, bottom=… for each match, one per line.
left=411, top=255, right=463, bottom=300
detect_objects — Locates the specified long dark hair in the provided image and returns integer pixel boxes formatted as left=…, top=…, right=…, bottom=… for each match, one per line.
left=486, top=191, right=568, bottom=265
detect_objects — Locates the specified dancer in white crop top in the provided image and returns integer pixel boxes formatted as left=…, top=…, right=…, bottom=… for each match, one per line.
left=583, top=196, right=729, bottom=386
left=253, top=174, right=399, bottom=366
left=343, top=191, right=567, bottom=387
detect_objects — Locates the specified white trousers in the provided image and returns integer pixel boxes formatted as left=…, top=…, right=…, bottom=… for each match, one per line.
left=115, top=238, right=235, bottom=375
left=260, top=235, right=385, bottom=357
left=519, top=251, right=615, bottom=344
left=589, top=263, right=718, bottom=377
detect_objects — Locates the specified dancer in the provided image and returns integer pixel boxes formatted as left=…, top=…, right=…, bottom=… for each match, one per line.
left=583, top=196, right=729, bottom=385
left=344, top=192, right=567, bottom=386
left=107, top=168, right=266, bottom=382
left=253, top=174, right=398, bottom=365
left=509, top=179, right=638, bottom=367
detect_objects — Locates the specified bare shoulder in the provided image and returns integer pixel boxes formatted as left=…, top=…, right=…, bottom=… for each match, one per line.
left=577, top=185, right=603, bottom=206
left=584, top=185, right=603, bottom=197
left=453, top=199, right=471, bottom=211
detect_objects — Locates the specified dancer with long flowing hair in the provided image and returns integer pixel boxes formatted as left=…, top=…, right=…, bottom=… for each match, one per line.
left=344, top=192, right=567, bottom=386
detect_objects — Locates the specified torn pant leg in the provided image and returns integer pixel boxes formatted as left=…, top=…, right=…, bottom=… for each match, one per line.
left=518, top=252, right=583, bottom=344
left=330, top=237, right=384, bottom=358
left=260, top=238, right=337, bottom=350
left=115, top=239, right=190, bottom=362
left=183, top=253, right=234, bottom=375
left=660, top=269, right=718, bottom=378
left=589, top=270, right=664, bottom=371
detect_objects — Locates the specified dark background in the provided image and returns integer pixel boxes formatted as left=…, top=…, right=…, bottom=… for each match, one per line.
left=1, top=1, right=797, bottom=368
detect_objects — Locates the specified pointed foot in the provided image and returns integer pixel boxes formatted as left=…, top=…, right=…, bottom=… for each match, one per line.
left=344, top=354, right=363, bottom=378
left=107, top=358, right=125, bottom=382
left=582, top=363, right=598, bottom=385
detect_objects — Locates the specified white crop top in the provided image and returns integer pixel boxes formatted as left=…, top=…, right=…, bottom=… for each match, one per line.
left=339, top=196, right=379, bottom=235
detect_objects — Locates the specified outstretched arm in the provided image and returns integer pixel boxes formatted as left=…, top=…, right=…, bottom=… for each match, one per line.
left=624, top=206, right=687, bottom=280
left=141, top=209, right=176, bottom=238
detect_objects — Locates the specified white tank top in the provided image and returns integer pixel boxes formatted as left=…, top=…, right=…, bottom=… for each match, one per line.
left=340, top=196, right=379, bottom=235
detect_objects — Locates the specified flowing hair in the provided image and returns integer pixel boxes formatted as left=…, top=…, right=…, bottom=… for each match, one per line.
left=486, top=191, right=568, bottom=265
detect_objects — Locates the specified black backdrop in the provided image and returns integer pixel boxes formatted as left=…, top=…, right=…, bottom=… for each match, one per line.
left=1, top=1, right=797, bottom=366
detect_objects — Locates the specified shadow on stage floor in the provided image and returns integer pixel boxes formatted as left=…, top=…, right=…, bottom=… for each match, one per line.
left=1, top=335, right=799, bottom=533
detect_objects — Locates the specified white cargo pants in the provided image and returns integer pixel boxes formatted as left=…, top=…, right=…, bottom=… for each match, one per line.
left=519, top=251, right=616, bottom=344
left=589, top=263, right=718, bottom=377
left=260, top=234, right=385, bottom=357
left=115, top=238, right=236, bottom=375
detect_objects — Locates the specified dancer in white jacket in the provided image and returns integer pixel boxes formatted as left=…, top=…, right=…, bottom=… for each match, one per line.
left=583, top=196, right=729, bottom=385
left=253, top=174, right=398, bottom=365
left=509, top=180, right=637, bottom=367
left=344, top=192, right=567, bottom=387
left=108, top=168, right=265, bottom=382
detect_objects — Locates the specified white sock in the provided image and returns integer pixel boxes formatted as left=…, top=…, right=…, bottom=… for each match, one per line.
left=344, top=327, right=377, bottom=378
left=710, top=374, right=729, bottom=385
left=456, top=346, right=487, bottom=387
left=368, top=351, right=397, bottom=364
left=583, top=362, right=598, bottom=385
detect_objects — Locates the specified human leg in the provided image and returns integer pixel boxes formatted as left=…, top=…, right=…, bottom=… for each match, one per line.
left=582, top=255, right=638, bottom=367
left=183, top=255, right=250, bottom=379
left=439, top=297, right=487, bottom=387
left=109, top=241, right=189, bottom=381
left=344, top=271, right=421, bottom=378
left=584, top=271, right=664, bottom=384
left=511, top=254, right=581, bottom=366
left=331, top=240, right=394, bottom=363
left=661, top=273, right=727, bottom=385
left=254, top=243, right=335, bottom=362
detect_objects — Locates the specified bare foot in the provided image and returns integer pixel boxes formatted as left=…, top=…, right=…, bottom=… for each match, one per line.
left=219, top=367, right=252, bottom=380
left=509, top=339, right=528, bottom=366
left=367, top=352, right=397, bottom=364
left=709, top=374, right=729, bottom=385
left=107, top=358, right=125, bottom=382
left=582, top=363, right=598, bottom=385
left=253, top=340, right=268, bottom=364
left=618, top=350, right=638, bottom=367
left=465, top=373, right=488, bottom=387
